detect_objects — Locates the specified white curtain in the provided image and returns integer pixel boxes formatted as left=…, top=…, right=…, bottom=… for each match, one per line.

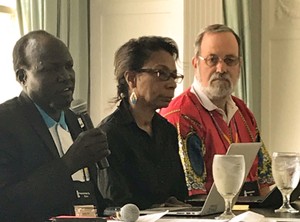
left=16, top=0, right=90, bottom=104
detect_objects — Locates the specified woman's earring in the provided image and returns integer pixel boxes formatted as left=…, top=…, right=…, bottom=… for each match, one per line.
left=130, top=91, right=137, bottom=105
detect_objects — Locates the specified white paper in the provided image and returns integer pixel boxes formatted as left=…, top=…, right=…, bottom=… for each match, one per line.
left=157, top=219, right=225, bottom=222
left=265, top=219, right=300, bottom=222
left=107, top=210, right=169, bottom=222
left=229, top=211, right=265, bottom=222
left=107, top=210, right=300, bottom=222
left=227, top=211, right=300, bottom=222
left=137, top=210, right=169, bottom=222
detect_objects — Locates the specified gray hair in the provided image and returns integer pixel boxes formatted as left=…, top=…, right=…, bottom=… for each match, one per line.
left=194, top=24, right=241, bottom=56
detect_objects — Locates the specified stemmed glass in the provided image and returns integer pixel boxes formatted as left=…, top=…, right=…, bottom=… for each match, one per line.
left=272, top=152, right=300, bottom=213
left=212, top=154, right=245, bottom=220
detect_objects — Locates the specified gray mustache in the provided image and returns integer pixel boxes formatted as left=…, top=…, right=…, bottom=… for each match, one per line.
left=210, top=72, right=231, bottom=81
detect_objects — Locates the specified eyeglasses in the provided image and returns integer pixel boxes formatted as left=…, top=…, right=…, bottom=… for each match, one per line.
left=137, top=68, right=184, bottom=83
left=198, top=55, right=240, bottom=67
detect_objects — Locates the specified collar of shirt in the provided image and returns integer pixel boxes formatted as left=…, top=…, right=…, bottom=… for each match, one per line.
left=117, top=99, right=161, bottom=127
left=35, top=104, right=69, bottom=131
left=117, top=100, right=135, bottom=124
left=191, top=77, right=238, bottom=124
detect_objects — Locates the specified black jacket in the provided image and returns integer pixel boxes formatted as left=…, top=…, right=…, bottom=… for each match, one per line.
left=0, top=91, right=105, bottom=222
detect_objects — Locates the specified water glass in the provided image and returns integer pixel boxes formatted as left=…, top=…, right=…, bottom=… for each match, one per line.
left=212, top=154, right=245, bottom=220
left=272, top=152, right=300, bottom=213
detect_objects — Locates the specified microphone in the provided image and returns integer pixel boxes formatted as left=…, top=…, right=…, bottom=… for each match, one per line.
left=118, top=204, right=140, bottom=222
left=70, top=99, right=109, bottom=169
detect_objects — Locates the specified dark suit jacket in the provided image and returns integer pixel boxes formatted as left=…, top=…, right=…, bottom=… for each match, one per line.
left=0, top=92, right=105, bottom=222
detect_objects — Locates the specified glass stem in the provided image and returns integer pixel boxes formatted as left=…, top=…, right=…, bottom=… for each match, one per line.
left=282, top=193, right=291, bottom=208
left=224, top=197, right=233, bottom=215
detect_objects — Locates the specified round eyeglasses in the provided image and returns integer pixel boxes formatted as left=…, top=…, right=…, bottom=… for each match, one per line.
left=199, top=54, right=240, bottom=67
left=137, top=68, right=184, bottom=83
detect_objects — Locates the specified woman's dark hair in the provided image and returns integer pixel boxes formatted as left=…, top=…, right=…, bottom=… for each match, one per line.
left=113, top=36, right=179, bottom=103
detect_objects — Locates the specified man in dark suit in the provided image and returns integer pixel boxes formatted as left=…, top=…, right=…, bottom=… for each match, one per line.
left=0, top=30, right=110, bottom=221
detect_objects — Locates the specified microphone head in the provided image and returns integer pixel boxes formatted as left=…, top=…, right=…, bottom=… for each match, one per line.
left=70, top=99, right=87, bottom=115
left=119, top=203, right=140, bottom=222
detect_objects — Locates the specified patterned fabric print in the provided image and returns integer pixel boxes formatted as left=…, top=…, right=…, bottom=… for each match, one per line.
left=257, top=139, right=274, bottom=185
left=161, top=89, right=274, bottom=195
left=177, top=123, right=207, bottom=194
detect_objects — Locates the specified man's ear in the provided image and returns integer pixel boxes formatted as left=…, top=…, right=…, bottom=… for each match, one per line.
left=124, top=71, right=137, bottom=88
left=16, top=69, right=27, bottom=85
left=192, top=56, right=199, bottom=69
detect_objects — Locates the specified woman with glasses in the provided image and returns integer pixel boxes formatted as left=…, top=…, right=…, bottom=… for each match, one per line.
left=160, top=24, right=274, bottom=198
left=97, top=36, right=188, bottom=210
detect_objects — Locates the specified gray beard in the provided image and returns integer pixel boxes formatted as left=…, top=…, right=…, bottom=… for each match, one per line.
left=202, top=73, right=234, bottom=100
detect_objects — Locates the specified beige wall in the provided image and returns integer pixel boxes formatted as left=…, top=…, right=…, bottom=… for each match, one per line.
left=89, top=0, right=223, bottom=125
left=261, top=0, right=300, bottom=153
left=90, top=0, right=184, bottom=125
left=91, top=0, right=300, bottom=154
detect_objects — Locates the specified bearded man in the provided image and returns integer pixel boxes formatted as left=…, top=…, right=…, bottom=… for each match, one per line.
left=160, top=24, right=274, bottom=197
